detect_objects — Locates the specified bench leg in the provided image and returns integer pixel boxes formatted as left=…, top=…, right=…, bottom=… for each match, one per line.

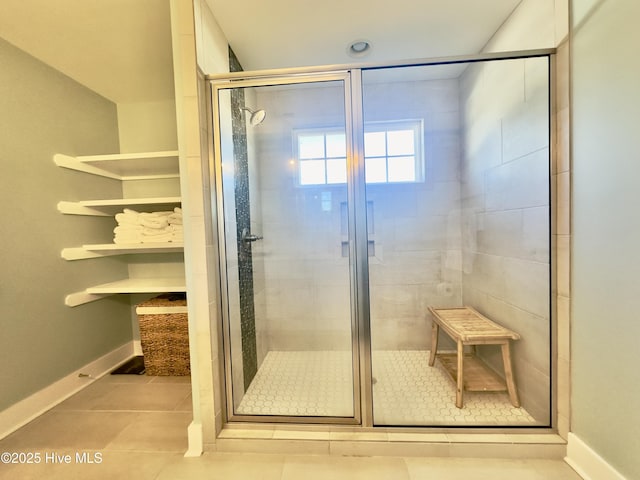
left=456, top=340, right=464, bottom=408
left=501, top=342, right=520, bottom=407
left=428, top=321, right=439, bottom=366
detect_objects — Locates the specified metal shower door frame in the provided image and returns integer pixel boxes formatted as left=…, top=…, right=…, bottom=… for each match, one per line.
left=208, top=47, right=557, bottom=429
left=209, top=70, right=373, bottom=425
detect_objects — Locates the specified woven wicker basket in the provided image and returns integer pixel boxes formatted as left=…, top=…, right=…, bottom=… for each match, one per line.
left=136, top=294, right=190, bottom=376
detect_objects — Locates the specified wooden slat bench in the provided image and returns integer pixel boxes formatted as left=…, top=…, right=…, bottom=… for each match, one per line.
left=428, top=306, right=521, bottom=409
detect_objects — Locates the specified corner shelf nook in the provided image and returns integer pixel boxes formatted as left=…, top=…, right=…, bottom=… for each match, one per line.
left=56, top=151, right=186, bottom=306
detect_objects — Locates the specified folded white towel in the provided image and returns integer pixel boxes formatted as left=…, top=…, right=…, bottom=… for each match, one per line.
left=168, top=214, right=182, bottom=225
left=115, top=213, right=139, bottom=225
left=139, top=217, right=169, bottom=229
left=142, top=227, right=172, bottom=236
left=114, top=225, right=143, bottom=234
left=112, top=209, right=180, bottom=244
left=139, top=211, right=172, bottom=218
left=114, top=236, right=143, bottom=244
left=114, top=232, right=141, bottom=237
left=171, top=226, right=184, bottom=241
left=141, top=233, right=173, bottom=243
left=114, top=228, right=142, bottom=236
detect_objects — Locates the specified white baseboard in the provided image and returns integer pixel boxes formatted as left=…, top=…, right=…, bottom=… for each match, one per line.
left=565, top=432, right=628, bottom=480
left=0, top=342, right=135, bottom=440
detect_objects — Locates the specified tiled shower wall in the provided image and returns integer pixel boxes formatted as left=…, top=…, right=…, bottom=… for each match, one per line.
left=362, top=75, right=463, bottom=351
left=246, top=63, right=552, bottom=423
left=252, top=83, right=353, bottom=355
left=459, top=57, right=551, bottom=423
left=252, top=77, right=464, bottom=354
left=228, top=49, right=258, bottom=391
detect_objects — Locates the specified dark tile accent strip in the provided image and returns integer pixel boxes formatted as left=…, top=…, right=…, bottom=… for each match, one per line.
left=229, top=47, right=258, bottom=390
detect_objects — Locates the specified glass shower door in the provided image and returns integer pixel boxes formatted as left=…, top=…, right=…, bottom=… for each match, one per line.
left=362, top=58, right=552, bottom=427
left=212, top=75, right=359, bottom=422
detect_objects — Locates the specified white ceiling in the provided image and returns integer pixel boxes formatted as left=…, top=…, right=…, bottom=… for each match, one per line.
left=207, top=0, right=523, bottom=71
left=0, top=0, right=522, bottom=104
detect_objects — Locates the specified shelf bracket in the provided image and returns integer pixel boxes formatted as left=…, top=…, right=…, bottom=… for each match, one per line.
left=57, top=201, right=112, bottom=216
left=61, top=248, right=108, bottom=260
left=65, top=291, right=114, bottom=307
left=54, top=154, right=122, bottom=180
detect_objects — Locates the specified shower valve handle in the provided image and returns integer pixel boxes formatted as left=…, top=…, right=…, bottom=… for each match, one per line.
left=241, top=228, right=263, bottom=243
left=244, top=234, right=263, bottom=242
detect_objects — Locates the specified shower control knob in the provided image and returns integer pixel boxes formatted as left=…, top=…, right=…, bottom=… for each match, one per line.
left=244, top=234, right=263, bottom=242
left=241, top=228, right=263, bottom=243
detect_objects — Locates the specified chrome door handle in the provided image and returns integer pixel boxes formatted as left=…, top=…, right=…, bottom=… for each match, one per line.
left=241, top=228, right=263, bottom=243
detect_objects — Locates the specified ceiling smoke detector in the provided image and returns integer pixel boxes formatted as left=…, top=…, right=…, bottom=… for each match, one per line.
left=347, top=39, right=372, bottom=58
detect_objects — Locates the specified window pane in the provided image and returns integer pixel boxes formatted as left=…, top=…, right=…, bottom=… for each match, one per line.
left=365, top=157, right=387, bottom=183
left=300, top=159, right=325, bottom=185
left=388, top=156, right=416, bottom=182
left=299, top=135, right=325, bottom=159
left=326, top=158, right=347, bottom=184
left=387, top=130, right=415, bottom=156
left=364, top=132, right=386, bottom=157
left=326, top=133, right=346, bottom=158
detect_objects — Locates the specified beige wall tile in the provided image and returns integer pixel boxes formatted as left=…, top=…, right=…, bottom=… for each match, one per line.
left=502, top=257, right=550, bottom=318
left=485, top=149, right=550, bottom=211
left=556, top=295, right=570, bottom=362
left=555, top=107, right=571, bottom=174
left=555, top=234, right=570, bottom=298
left=555, top=171, right=570, bottom=235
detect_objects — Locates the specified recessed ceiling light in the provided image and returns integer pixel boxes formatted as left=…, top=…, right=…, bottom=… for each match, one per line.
left=347, top=39, right=372, bottom=58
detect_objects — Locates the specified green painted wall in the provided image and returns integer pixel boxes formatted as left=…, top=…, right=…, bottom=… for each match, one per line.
left=0, top=37, right=132, bottom=411
left=572, top=0, right=640, bottom=478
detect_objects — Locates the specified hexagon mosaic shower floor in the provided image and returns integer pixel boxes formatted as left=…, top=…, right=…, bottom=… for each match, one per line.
left=236, top=350, right=537, bottom=425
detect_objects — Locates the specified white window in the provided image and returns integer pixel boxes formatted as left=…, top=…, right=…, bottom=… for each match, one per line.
left=294, top=120, right=424, bottom=186
left=297, top=131, right=347, bottom=185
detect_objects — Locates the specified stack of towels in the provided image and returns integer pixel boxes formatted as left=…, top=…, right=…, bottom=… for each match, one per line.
left=113, top=207, right=183, bottom=244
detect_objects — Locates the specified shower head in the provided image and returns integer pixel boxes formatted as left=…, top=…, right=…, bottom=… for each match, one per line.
left=240, top=107, right=266, bottom=126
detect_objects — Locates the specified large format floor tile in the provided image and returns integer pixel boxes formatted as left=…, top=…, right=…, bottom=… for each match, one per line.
left=155, top=452, right=286, bottom=480
left=0, top=372, right=582, bottom=480
left=281, top=454, right=411, bottom=480
left=0, top=410, right=138, bottom=451
left=106, top=412, right=192, bottom=452
left=0, top=451, right=179, bottom=480
left=404, top=457, right=583, bottom=480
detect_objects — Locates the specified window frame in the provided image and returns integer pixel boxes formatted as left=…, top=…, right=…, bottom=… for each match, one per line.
left=294, top=127, right=348, bottom=186
left=293, top=119, right=425, bottom=187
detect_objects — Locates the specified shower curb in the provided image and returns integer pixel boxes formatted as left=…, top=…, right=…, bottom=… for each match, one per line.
left=210, top=428, right=567, bottom=459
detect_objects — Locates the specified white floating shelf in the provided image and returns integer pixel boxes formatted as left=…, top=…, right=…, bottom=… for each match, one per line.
left=56, top=150, right=186, bottom=307
left=85, top=277, right=187, bottom=294
left=64, top=292, right=113, bottom=307
left=62, top=243, right=184, bottom=260
left=65, top=277, right=187, bottom=307
left=84, top=243, right=184, bottom=254
left=57, top=196, right=181, bottom=216
left=54, top=150, right=179, bottom=180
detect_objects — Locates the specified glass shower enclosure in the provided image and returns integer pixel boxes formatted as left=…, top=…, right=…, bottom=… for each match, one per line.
left=210, top=51, right=553, bottom=428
